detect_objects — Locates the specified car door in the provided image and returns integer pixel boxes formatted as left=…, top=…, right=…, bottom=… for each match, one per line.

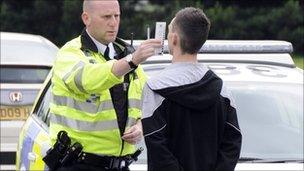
left=16, top=79, right=52, bottom=171
left=1, top=32, right=57, bottom=167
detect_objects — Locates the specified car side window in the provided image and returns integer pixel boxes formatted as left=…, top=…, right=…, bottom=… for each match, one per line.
left=35, top=82, right=51, bottom=126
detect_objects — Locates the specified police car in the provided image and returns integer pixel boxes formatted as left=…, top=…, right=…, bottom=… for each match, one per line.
left=0, top=32, right=58, bottom=170
left=15, top=40, right=303, bottom=171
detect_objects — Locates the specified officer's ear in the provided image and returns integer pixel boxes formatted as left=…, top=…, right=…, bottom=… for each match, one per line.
left=82, top=12, right=91, bottom=26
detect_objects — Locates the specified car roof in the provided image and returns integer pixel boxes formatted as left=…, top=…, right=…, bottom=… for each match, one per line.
left=131, top=40, right=293, bottom=54
left=134, top=40, right=302, bottom=84
left=1, top=32, right=59, bottom=66
left=129, top=40, right=295, bottom=68
left=143, top=53, right=295, bottom=68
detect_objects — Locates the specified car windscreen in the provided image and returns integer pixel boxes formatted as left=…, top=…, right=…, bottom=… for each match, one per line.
left=228, top=82, right=303, bottom=160
left=0, top=66, right=50, bottom=83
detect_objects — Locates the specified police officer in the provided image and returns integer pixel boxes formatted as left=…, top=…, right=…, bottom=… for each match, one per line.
left=50, top=0, right=161, bottom=170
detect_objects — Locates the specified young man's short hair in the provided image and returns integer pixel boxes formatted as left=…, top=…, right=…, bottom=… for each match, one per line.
left=172, top=7, right=211, bottom=54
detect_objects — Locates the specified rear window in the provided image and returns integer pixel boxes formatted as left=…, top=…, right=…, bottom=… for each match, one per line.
left=0, top=66, right=50, bottom=83
left=1, top=39, right=57, bottom=64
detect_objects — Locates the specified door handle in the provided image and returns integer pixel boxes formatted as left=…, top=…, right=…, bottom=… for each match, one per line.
left=27, top=152, right=37, bottom=162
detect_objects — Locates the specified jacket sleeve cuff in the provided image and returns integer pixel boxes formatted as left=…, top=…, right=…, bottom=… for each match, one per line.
left=107, top=60, right=123, bottom=83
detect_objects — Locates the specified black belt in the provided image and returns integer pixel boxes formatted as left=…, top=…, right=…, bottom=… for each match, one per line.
left=78, top=152, right=128, bottom=169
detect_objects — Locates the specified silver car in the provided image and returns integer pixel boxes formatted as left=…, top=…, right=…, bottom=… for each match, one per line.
left=16, top=40, right=303, bottom=171
left=131, top=40, right=304, bottom=171
left=0, top=32, right=58, bottom=168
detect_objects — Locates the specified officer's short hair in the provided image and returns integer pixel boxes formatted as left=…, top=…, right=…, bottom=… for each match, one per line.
left=172, top=7, right=211, bottom=54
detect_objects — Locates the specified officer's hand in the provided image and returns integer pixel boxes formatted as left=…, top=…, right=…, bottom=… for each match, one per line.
left=132, top=39, right=162, bottom=65
left=122, top=120, right=143, bottom=144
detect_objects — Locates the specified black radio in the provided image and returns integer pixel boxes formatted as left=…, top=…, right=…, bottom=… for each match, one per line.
left=43, top=130, right=83, bottom=170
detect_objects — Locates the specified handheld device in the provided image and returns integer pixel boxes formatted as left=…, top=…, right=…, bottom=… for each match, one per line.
left=146, top=26, right=150, bottom=39
left=154, top=22, right=166, bottom=55
left=130, top=32, right=134, bottom=46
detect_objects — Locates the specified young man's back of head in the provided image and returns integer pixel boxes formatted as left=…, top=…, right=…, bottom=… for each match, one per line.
left=171, top=7, right=211, bottom=54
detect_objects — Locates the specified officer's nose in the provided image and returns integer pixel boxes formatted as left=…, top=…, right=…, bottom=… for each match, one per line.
left=109, top=16, right=119, bottom=27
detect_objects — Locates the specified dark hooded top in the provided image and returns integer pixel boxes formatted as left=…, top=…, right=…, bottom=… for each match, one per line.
left=141, top=63, right=242, bottom=171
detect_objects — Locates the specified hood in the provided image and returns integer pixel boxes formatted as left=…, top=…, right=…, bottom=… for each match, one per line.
left=147, top=63, right=223, bottom=111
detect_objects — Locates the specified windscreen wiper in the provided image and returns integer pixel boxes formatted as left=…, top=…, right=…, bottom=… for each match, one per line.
left=239, top=157, right=263, bottom=162
left=239, top=157, right=304, bottom=163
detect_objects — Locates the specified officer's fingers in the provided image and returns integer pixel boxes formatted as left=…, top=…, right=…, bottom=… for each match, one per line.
left=139, top=41, right=162, bottom=53
left=134, top=49, right=155, bottom=63
left=136, top=46, right=154, bottom=57
left=134, top=133, right=142, bottom=142
left=142, top=50, right=156, bottom=59
left=132, top=129, right=142, bottom=137
left=135, top=125, right=143, bottom=135
left=125, top=139, right=136, bottom=145
left=122, top=129, right=136, bottom=140
left=123, top=134, right=141, bottom=144
left=122, top=133, right=135, bottom=141
left=143, top=47, right=158, bottom=56
left=133, top=134, right=143, bottom=144
left=121, top=137, right=133, bottom=144
left=122, top=130, right=138, bottom=139
left=133, top=47, right=150, bottom=62
left=122, top=129, right=141, bottom=140
left=124, top=126, right=136, bottom=135
left=142, top=39, right=162, bottom=45
left=143, top=43, right=162, bottom=51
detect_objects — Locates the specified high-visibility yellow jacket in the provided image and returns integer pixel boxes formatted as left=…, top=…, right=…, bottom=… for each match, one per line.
left=50, top=32, right=147, bottom=156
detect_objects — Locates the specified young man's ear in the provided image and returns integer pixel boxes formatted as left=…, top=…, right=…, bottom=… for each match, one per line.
left=172, top=33, right=179, bottom=46
left=81, top=12, right=91, bottom=26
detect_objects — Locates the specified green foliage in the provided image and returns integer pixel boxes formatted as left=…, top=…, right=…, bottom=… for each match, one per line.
left=120, top=1, right=172, bottom=40
left=1, top=0, right=303, bottom=54
left=205, top=0, right=304, bottom=54
left=58, top=0, right=83, bottom=44
left=1, top=0, right=35, bottom=33
left=292, top=55, right=304, bottom=69
left=32, top=0, right=63, bottom=40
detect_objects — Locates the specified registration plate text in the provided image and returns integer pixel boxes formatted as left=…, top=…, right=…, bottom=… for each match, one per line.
left=0, top=106, right=32, bottom=120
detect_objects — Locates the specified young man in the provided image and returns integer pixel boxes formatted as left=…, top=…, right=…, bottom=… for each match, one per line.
left=142, top=7, right=242, bottom=171
left=49, top=0, right=161, bottom=170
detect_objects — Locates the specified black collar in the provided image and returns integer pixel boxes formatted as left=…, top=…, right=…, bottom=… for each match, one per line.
left=80, top=28, right=135, bottom=60
left=80, top=29, right=98, bottom=53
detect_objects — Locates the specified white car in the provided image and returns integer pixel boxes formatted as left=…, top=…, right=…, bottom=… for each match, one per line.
left=16, top=40, right=303, bottom=171
left=0, top=32, right=58, bottom=169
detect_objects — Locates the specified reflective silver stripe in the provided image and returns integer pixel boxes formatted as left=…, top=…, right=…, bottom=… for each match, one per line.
left=97, top=100, right=114, bottom=111
left=53, top=95, right=141, bottom=114
left=74, top=67, right=86, bottom=93
left=63, top=61, right=85, bottom=82
left=52, top=95, right=114, bottom=113
left=128, top=99, right=141, bottom=110
left=126, top=117, right=137, bottom=128
left=226, top=122, right=241, bottom=134
left=62, top=61, right=85, bottom=92
left=50, top=113, right=118, bottom=131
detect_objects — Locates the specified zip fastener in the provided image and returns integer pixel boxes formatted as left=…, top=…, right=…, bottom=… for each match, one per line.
left=84, top=48, right=127, bottom=157
left=118, top=71, right=138, bottom=157
left=118, top=73, right=130, bottom=157
left=118, top=90, right=128, bottom=156
left=119, top=139, right=125, bottom=157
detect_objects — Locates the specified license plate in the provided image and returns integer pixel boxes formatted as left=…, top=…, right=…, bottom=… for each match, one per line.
left=0, top=105, right=32, bottom=120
